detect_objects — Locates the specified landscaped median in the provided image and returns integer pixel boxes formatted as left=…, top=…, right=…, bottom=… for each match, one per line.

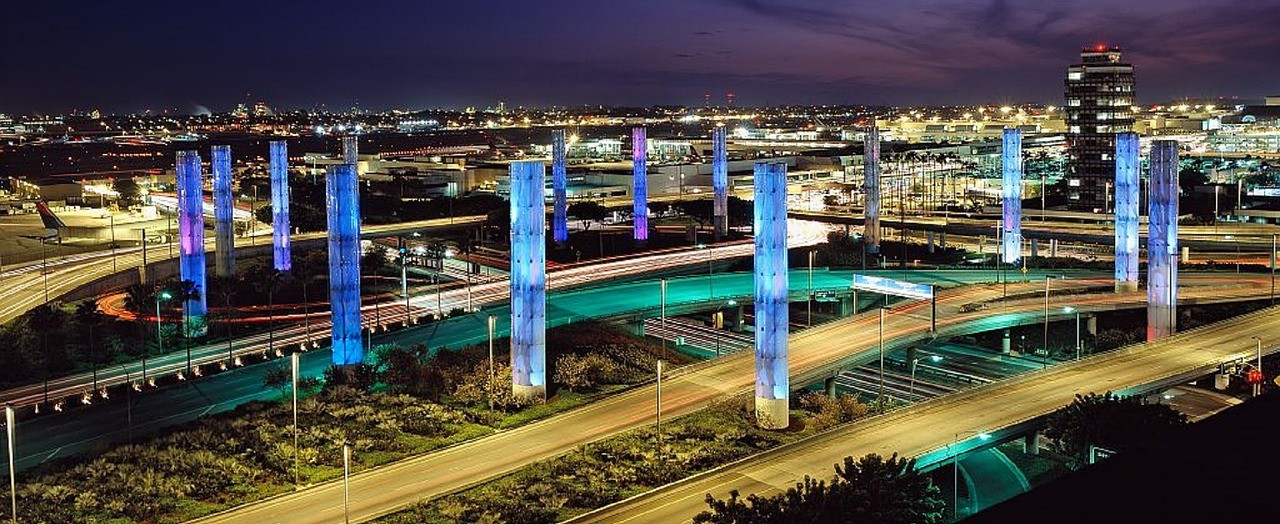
left=9, top=321, right=684, bottom=524
left=372, top=393, right=874, bottom=524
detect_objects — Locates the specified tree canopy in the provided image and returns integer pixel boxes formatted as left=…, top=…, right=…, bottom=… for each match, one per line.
left=695, top=453, right=944, bottom=524
left=1044, top=391, right=1188, bottom=469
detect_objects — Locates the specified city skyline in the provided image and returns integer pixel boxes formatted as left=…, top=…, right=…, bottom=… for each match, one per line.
left=4, top=0, right=1279, bottom=115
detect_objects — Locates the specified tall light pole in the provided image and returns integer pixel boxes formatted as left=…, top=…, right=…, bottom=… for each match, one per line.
left=878, top=307, right=887, bottom=407
left=1065, top=306, right=1081, bottom=360
left=696, top=244, right=713, bottom=303
left=910, top=355, right=943, bottom=397
left=1043, top=276, right=1052, bottom=369
left=660, top=279, right=667, bottom=361
left=807, top=250, right=814, bottom=326
left=151, top=290, right=172, bottom=384
left=5, top=404, right=15, bottom=524
left=952, top=431, right=992, bottom=520
left=487, top=314, right=496, bottom=410
left=655, top=360, right=663, bottom=459
left=342, top=442, right=352, bottom=524
left=291, top=352, right=300, bottom=488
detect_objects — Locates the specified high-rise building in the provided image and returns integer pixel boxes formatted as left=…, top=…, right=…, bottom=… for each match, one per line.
left=1064, top=45, right=1135, bottom=211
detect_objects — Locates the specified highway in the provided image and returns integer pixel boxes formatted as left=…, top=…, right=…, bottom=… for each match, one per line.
left=570, top=300, right=1280, bottom=524
left=190, top=271, right=1271, bottom=524
left=0, top=224, right=837, bottom=411
left=7, top=267, right=1006, bottom=473
left=0, top=215, right=487, bottom=324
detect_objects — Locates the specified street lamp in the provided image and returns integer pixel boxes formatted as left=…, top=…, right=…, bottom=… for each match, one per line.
left=695, top=244, right=713, bottom=303
left=660, top=279, right=667, bottom=361
left=291, top=352, right=300, bottom=489
left=878, top=307, right=888, bottom=407
left=713, top=299, right=737, bottom=356
left=951, top=430, right=993, bottom=520
left=1041, top=275, right=1062, bottom=370
left=910, top=355, right=943, bottom=397
left=655, top=360, right=663, bottom=459
left=342, top=441, right=352, bottom=524
left=807, top=250, right=815, bottom=326
left=1064, top=306, right=1081, bottom=360
left=487, top=314, right=496, bottom=410
left=6, top=404, right=15, bottom=524
left=151, top=290, right=173, bottom=384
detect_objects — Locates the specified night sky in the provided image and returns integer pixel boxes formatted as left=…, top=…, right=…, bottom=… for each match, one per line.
left=3, top=0, right=1279, bottom=115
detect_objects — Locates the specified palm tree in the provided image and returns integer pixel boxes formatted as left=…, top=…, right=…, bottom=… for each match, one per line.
left=257, top=270, right=286, bottom=356
left=74, top=300, right=107, bottom=390
left=122, top=283, right=155, bottom=382
left=163, top=279, right=201, bottom=371
left=27, top=302, right=65, bottom=405
left=210, top=275, right=238, bottom=364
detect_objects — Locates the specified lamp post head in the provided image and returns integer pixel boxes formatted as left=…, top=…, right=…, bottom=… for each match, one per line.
left=930, top=355, right=944, bottom=363
left=159, top=291, right=172, bottom=301
left=1063, top=306, right=1076, bottom=313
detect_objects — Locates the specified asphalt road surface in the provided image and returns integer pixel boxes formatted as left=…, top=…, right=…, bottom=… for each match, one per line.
left=192, top=271, right=1270, bottom=524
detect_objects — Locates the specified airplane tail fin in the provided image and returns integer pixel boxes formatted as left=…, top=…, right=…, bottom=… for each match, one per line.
left=36, top=201, right=68, bottom=230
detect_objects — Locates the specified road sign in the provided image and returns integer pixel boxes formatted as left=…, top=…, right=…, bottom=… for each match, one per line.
left=850, top=274, right=934, bottom=300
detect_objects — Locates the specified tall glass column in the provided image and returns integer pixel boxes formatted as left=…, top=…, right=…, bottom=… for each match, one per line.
left=211, top=145, right=235, bottom=278
left=326, top=164, right=363, bottom=365
left=713, top=126, right=728, bottom=240
left=864, top=126, right=881, bottom=254
left=270, top=140, right=292, bottom=272
left=1002, top=128, right=1023, bottom=264
left=1114, top=132, right=1140, bottom=292
left=510, top=161, right=547, bottom=402
left=754, top=161, right=789, bottom=429
left=632, top=126, right=648, bottom=244
left=176, top=150, right=208, bottom=337
left=551, top=129, right=568, bottom=245
left=1148, top=140, right=1179, bottom=341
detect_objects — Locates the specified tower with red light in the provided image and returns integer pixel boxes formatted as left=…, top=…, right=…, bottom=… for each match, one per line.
left=1064, top=45, right=1135, bottom=211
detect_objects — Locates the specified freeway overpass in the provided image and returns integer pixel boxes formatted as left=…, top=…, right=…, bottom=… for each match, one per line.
left=571, top=301, right=1280, bottom=524
left=190, top=271, right=1273, bottom=524
left=0, top=215, right=487, bottom=324
left=790, top=209, right=1280, bottom=252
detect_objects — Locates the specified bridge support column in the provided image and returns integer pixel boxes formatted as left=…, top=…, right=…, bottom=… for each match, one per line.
left=754, top=161, right=790, bottom=430
left=825, top=376, right=837, bottom=398
left=1087, top=314, right=1097, bottom=336
left=510, top=161, right=548, bottom=402
left=632, top=126, right=648, bottom=247
left=927, top=231, right=935, bottom=253
left=839, top=295, right=856, bottom=317
left=326, top=164, right=362, bottom=365
left=1147, top=140, right=1179, bottom=342
left=176, top=150, right=208, bottom=337
left=1024, top=431, right=1042, bottom=456
left=1002, top=329, right=1012, bottom=354
left=864, top=126, right=880, bottom=254
left=1049, top=238, right=1058, bottom=258
left=1029, top=238, right=1038, bottom=259
left=939, top=232, right=946, bottom=250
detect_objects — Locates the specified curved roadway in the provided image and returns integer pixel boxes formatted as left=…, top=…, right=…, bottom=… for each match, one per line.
left=190, top=271, right=1272, bottom=524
